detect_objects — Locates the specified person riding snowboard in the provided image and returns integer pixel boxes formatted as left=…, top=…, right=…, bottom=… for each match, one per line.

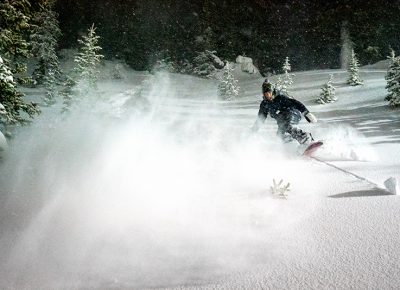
left=252, top=79, right=317, bottom=144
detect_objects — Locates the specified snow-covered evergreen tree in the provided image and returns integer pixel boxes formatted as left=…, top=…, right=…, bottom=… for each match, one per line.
left=218, top=62, right=240, bottom=100
left=43, top=69, right=58, bottom=106
left=60, top=76, right=74, bottom=113
left=74, top=24, right=103, bottom=89
left=317, top=74, right=337, bottom=104
left=111, top=63, right=124, bottom=79
left=283, top=56, right=293, bottom=84
left=276, top=56, right=294, bottom=94
left=30, top=2, right=62, bottom=88
left=0, top=0, right=31, bottom=78
left=385, top=52, right=400, bottom=107
left=0, top=56, right=39, bottom=127
left=388, top=48, right=396, bottom=64
left=347, top=49, right=363, bottom=86
left=63, top=24, right=103, bottom=111
left=193, top=50, right=224, bottom=78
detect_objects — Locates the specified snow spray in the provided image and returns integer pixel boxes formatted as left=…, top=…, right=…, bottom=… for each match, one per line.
left=0, top=71, right=318, bottom=289
left=312, top=124, right=378, bottom=161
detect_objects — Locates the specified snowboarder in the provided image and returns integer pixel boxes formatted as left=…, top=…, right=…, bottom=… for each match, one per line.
left=252, top=79, right=317, bottom=144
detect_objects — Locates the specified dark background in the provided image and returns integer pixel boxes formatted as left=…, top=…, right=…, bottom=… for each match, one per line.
left=54, top=0, right=400, bottom=74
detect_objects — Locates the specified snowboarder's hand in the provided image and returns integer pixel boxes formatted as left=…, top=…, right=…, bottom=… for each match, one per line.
left=304, top=112, right=317, bottom=123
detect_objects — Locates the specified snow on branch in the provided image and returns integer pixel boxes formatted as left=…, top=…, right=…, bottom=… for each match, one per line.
left=270, top=179, right=290, bottom=199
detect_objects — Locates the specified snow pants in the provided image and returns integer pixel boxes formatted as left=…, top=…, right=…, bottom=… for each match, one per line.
left=275, top=110, right=309, bottom=144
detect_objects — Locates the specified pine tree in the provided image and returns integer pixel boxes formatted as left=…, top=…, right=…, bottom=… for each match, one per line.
left=317, top=74, right=337, bottom=104
left=43, top=69, right=58, bottom=106
left=63, top=24, right=103, bottom=111
left=218, top=62, right=240, bottom=100
left=388, top=48, right=396, bottom=64
left=30, top=2, right=62, bottom=88
left=31, top=2, right=62, bottom=106
left=0, top=55, right=39, bottom=127
left=111, top=63, right=124, bottom=79
left=193, top=50, right=224, bottom=78
left=385, top=52, right=400, bottom=107
left=0, top=0, right=31, bottom=79
left=74, top=24, right=103, bottom=89
left=60, top=76, right=74, bottom=113
left=347, top=49, right=363, bottom=86
left=276, top=56, right=294, bottom=94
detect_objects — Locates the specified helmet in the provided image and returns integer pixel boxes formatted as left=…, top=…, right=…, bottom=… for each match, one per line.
left=262, top=79, right=273, bottom=93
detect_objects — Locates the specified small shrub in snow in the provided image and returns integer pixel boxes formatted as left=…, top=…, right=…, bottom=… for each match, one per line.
left=218, top=62, right=240, bottom=100
left=111, top=63, right=124, bottom=79
left=317, top=74, right=337, bottom=104
left=193, top=50, right=224, bottom=78
left=347, top=49, right=363, bottom=86
left=385, top=51, right=400, bottom=107
left=270, top=179, right=290, bottom=199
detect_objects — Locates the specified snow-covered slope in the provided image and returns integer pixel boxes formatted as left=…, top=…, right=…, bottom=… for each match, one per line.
left=0, top=65, right=399, bottom=289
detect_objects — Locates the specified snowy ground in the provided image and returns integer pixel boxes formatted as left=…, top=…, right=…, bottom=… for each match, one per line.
left=0, top=64, right=399, bottom=289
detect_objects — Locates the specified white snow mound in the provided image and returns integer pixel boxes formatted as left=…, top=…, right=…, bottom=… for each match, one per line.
left=236, top=55, right=259, bottom=74
left=384, top=177, right=398, bottom=195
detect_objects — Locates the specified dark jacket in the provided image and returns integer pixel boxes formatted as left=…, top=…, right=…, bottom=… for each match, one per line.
left=257, top=94, right=308, bottom=123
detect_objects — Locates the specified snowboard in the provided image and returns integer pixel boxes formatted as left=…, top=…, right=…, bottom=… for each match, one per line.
left=302, top=140, right=323, bottom=156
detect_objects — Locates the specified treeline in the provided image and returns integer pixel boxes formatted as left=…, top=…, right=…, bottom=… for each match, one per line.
left=54, top=0, right=400, bottom=74
left=0, top=0, right=105, bottom=133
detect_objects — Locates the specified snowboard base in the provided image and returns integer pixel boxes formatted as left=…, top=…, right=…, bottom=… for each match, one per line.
left=303, top=141, right=323, bottom=156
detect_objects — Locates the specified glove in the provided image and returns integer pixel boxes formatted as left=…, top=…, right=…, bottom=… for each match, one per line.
left=304, top=111, right=317, bottom=123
